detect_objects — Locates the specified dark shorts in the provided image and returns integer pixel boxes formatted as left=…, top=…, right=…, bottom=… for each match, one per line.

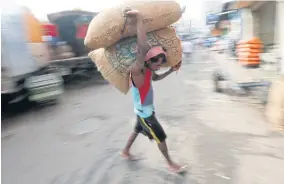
left=134, top=113, right=167, bottom=143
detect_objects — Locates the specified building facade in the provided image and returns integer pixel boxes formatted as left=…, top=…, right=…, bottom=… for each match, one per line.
left=203, top=0, right=284, bottom=130
left=222, top=1, right=284, bottom=131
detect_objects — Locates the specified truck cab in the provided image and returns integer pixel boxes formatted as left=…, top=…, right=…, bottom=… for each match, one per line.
left=1, top=6, right=63, bottom=106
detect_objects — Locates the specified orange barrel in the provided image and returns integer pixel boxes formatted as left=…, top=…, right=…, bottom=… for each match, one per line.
left=237, top=52, right=260, bottom=58
left=237, top=43, right=263, bottom=49
left=239, top=57, right=260, bottom=67
left=238, top=37, right=263, bottom=45
left=237, top=48, right=262, bottom=53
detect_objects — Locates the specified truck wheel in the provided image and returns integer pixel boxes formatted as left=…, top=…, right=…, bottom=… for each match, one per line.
left=34, top=98, right=60, bottom=107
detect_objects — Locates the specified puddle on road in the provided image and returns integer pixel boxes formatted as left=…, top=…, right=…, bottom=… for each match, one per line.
left=68, top=118, right=99, bottom=136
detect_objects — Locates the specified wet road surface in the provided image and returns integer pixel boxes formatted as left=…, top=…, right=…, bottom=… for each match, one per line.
left=2, top=50, right=284, bottom=184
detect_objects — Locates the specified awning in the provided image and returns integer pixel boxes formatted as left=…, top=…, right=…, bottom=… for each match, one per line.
left=227, top=1, right=258, bottom=10
left=219, top=1, right=238, bottom=21
left=206, top=14, right=219, bottom=25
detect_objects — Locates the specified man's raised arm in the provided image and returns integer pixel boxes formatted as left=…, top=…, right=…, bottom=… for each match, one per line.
left=125, top=10, right=150, bottom=71
left=125, top=10, right=150, bottom=88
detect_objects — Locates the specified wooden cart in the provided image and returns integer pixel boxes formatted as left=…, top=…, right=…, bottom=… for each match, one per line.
left=212, top=53, right=279, bottom=103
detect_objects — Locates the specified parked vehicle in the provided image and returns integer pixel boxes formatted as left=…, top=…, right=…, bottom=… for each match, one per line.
left=46, top=10, right=98, bottom=81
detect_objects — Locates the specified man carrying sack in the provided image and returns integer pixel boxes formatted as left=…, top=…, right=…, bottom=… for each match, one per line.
left=120, top=9, right=186, bottom=174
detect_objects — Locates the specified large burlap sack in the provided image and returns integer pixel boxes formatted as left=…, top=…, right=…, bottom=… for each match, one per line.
left=89, top=27, right=182, bottom=94
left=84, top=0, right=182, bottom=49
left=91, top=48, right=131, bottom=94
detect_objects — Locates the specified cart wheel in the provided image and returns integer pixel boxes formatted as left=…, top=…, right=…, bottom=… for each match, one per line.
left=213, top=70, right=225, bottom=93
left=261, top=85, right=271, bottom=105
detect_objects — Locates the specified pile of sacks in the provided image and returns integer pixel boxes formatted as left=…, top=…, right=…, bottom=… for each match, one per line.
left=84, top=0, right=183, bottom=94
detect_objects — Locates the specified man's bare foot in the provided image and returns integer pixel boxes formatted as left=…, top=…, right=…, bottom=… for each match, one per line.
left=168, top=163, right=188, bottom=173
left=120, top=151, right=135, bottom=160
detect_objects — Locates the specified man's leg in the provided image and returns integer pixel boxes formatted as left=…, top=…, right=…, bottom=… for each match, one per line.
left=157, top=140, right=173, bottom=164
left=140, top=115, right=184, bottom=172
left=121, top=116, right=142, bottom=159
left=121, top=131, right=139, bottom=158
left=157, top=141, right=183, bottom=171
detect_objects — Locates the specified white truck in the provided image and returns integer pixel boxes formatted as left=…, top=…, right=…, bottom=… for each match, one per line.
left=1, top=6, right=63, bottom=107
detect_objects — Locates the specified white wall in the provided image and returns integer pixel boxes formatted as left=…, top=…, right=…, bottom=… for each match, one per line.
left=274, top=1, right=284, bottom=74
left=256, top=2, right=276, bottom=46
left=240, top=8, right=254, bottom=40
left=277, top=2, right=284, bottom=74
